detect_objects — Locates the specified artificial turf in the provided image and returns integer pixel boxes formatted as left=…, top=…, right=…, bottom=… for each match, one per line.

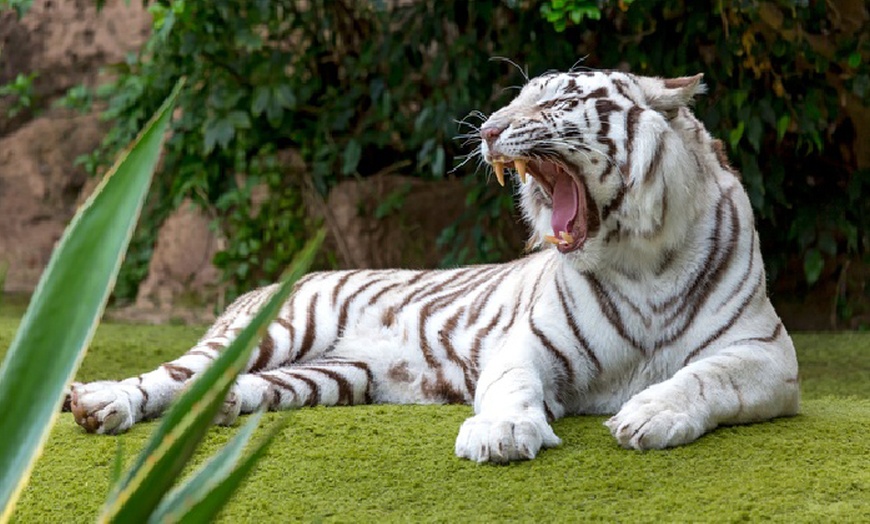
left=1, top=308, right=868, bottom=522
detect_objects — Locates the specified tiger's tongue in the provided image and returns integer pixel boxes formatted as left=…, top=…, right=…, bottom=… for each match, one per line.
left=551, top=171, right=582, bottom=237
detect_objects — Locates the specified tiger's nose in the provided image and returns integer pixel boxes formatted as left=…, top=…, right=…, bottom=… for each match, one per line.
left=481, top=122, right=509, bottom=149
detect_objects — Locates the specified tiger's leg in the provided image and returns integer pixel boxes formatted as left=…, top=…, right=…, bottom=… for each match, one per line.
left=605, top=328, right=800, bottom=450
left=454, top=322, right=570, bottom=463
left=213, top=357, right=375, bottom=424
left=70, top=281, right=337, bottom=434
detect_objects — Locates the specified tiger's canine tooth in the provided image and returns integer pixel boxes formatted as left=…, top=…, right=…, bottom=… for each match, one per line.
left=544, top=235, right=561, bottom=245
left=494, top=161, right=506, bottom=187
left=560, top=231, right=575, bottom=244
left=514, top=158, right=528, bottom=184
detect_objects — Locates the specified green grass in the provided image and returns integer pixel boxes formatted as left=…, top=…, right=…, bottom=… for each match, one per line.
left=1, top=311, right=868, bottom=522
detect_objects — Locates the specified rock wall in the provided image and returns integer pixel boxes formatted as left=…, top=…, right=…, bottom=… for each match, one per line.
left=0, top=0, right=151, bottom=293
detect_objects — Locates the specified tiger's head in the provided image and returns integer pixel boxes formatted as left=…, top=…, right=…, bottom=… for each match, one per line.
left=479, top=70, right=711, bottom=272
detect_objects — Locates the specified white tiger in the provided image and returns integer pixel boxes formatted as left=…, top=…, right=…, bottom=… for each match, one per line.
left=69, top=70, right=800, bottom=463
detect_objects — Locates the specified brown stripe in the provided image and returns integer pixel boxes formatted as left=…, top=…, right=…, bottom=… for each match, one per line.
left=712, top=140, right=739, bottom=178
left=421, top=375, right=468, bottom=404
left=596, top=98, right=620, bottom=183
left=162, top=363, right=194, bottom=382
left=337, top=277, right=391, bottom=336
left=331, top=270, right=364, bottom=307
left=653, top=189, right=740, bottom=349
left=529, top=317, right=574, bottom=392
left=136, top=375, right=149, bottom=416
left=544, top=402, right=555, bottom=421
left=397, top=269, right=471, bottom=310
left=416, top=268, right=501, bottom=402
left=333, top=359, right=375, bottom=403
left=643, top=135, right=665, bottom=185
left=470, top=306, right=504, bottom=384
left=306, top=367, right=354, bottom=405
left=466, top=264, right=515, bottom=326
left=654, top=249, right=677, bottom=277
left=367, top=280, right=407, bottom=306
left=715, top=229, right=757, bottom=311
left=438, top=306, right=475, bottom=395
left=554, top=277, right=602, bottom=374
left=613, top=78, right=637, bottom=104
left=624, top=104, right=643, bottom=167
left=297, top=292, right=320, bottom=360
left=281, top=371, right=320, bottom=407
left=251, top=330, right=275, bottom=372
left=690, top=373, right=706, bottom=401
left=258, top=373, right=298, bottom=400
left=188, top=349, right=216, bottom=359
left=682, top=270, right=765, bottom=365
left=726, top=322, right=784, bottom=348
left=584, top=274, right=645, bottom=353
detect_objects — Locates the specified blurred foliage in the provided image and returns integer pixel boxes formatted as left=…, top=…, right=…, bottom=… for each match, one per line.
left=0, top=72, right=37, bottom=117
left=76, top=0, right=587, bottom=302
left=0, top=0, right=30, bottom=18
left=7, top=0, right=865, bottom=316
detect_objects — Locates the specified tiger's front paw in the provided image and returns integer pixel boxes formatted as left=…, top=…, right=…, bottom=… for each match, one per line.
left=605, top=390, right=705, bottom=450
left=455, top=413, right=561, bottom=463
left=70, top=381, right=137, bottom=434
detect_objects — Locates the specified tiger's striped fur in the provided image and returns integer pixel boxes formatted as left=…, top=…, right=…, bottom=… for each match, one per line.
left=70, top=70, right=800, bottom=463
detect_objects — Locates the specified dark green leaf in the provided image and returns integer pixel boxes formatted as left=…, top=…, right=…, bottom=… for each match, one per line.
left=342, top=140, right=362, bottom=175
left=803, top=248, right=824, bottom=285
left=171, top=415, right=290, bottom=523
left=148, top=411, right=266, bottom=523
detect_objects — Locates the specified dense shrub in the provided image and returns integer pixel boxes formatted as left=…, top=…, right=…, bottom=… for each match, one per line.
left=4, top=0, right=867, bottom=319
left=78, top=0, right=587, bottom=300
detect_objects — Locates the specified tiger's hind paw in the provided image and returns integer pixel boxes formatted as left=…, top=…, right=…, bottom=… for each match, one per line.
left=213, top=387, right=242, bottom=426
left=70, top=381, right=137, bottom=434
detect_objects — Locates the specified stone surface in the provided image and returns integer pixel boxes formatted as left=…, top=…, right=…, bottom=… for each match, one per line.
left=325, top=174, right=472, bottom=269
left=110, top=200, right=224, bottom=325
left=0, top=110, right=103, bottom=292
left=0, top=0, right=151, bottom=293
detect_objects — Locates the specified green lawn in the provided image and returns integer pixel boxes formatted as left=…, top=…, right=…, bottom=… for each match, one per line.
left=1, top=307, right=868, bottom=522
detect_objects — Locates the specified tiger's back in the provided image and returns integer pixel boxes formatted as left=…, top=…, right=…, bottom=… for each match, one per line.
left=70, top=69, right=799, bottom=463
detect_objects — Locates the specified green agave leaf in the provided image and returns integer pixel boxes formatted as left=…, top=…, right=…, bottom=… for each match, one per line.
left=148, top=410, right=292, bottom=523
left=100, top=229, right=325, bottom=523
left=148, top=411, right=265, bottom=523
left=172, top=415, right=291, bottom=524
left=0, top=79, right=184, bottom=522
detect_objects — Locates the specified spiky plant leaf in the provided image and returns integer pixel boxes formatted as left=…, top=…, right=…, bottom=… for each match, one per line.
left=99, top=229, right=325, bottom=523
left=0, top=79, right=183, bottom=522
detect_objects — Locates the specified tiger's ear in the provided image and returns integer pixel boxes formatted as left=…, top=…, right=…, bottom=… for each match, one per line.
left=637, top=74, right=706, bottom=116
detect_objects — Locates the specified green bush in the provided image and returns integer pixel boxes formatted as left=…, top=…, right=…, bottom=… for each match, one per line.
left=544, top=0, right=869, bottom=319
left=78, top=0, right=587, bottom=302
left=9, top=0, right=864, bottom=313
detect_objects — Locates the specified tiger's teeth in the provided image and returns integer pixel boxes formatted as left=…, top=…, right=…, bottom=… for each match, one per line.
left=544, top=235, right=561, bottom=245
left=514, top=159, right=528, bottom=184
left=560, top=231, right=575, bottom=244
left=494, top=161, right=506, bottom=187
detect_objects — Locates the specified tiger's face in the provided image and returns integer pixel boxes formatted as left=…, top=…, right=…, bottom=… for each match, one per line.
left=480, top=70, right=706, bottom=269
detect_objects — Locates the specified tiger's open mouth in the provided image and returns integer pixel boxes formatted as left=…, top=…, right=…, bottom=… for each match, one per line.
left=491, top=157, right=592, bottom=253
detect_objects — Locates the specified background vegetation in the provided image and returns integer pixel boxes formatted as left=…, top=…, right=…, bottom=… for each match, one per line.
left=3, top=0, right=868, bottom=322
